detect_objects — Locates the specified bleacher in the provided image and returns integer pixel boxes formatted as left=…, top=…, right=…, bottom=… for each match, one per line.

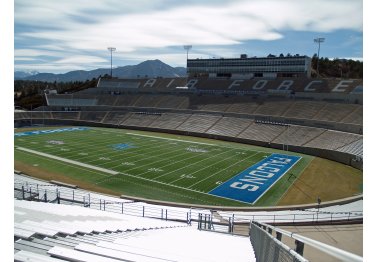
left=303, top=130, right=362, bottom=150
left=336, top=138, right=363, bottom=157
left=113, top=94, right=141, bottom=107
left=121, top=112, right=161, bottom=127
left=14, top=199, right=255, bottom=262
left=51, top=112, right=80, bottom=120
left=176, top=114, right=222, bottom=133
left=238, top=122, right=286, bottom=142
left=149, top=113, right=192, bottom=129
left=253, top=100, right=293, bottom=116
left=272, top=125, right=326, bottom=146
left=79, top=111, right=107, bottom=123
left=283, top=101, right=326, bottom=119
left=154, top=95, right=189, bottom=109
left=340, top=106, right=363, bottom=125
left=101, top=111, right=130, bottom=125
left=206, top=117, right=252, bottom=137
left=312, top=103, right=360, bottom=123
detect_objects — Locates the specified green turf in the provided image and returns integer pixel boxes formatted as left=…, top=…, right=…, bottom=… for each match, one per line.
left=14, top=126, right=312, bottom=206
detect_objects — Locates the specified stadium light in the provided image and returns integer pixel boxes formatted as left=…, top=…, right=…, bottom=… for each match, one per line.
left=107, top=47, right=116, bottom=78
left=183, top=45, right=192, bottom=60
left=314, top=38, right=325, bottom=77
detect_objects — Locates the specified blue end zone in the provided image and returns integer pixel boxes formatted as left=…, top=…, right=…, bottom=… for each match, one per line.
left=209, top=153, right=301, bottom=204
left=14, top=127, right=90, bottom=137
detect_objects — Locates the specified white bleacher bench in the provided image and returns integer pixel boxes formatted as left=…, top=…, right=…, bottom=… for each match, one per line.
left=15, top=250, right=67, bottom=262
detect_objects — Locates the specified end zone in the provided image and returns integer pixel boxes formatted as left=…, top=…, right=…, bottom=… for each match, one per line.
left=209, top=153, right=301, bottom=204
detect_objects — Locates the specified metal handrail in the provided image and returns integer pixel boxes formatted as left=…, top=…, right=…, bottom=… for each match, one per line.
left=252, top=221, right=363, bottom=262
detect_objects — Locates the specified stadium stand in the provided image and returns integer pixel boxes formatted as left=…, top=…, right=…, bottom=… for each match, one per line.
left=79, top=111, right=108, bottom=122
left=101, top=111, right=130, bottom=125
left=51, top=112, right=80, bottom=120
left=303, top=130, right=362, bottom=151
left=253, top=100, right=293, bottom=116
left=312, top=103, right=360, bottom=122
left=121, top=112, right=161, bottom=127
left=335, top=138, right=363, bottom=157
left=113, top=94, right=141, bottom=107
left=206, top=117, right=252, bottom=137
left=282, top=101, right=326, bottom=119
left=176, top=114, right=222, bottom=133
left=272, top=125, right=326, bottom=146
left=14, top=199, right=255, bottom=262
left=340, top=106, right=363, bottom=125
left=13, top=174, right=363, bottom=261
left=149, top=113, right=192, bottom=129
left=155, top=95, right=189, bottom=109
left=238, top=122, right=286, bottom=142
left=17, top=76, right=363, bottom=166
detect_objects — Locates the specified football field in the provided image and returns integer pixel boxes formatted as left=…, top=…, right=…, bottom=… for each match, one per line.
left=14, top=126, right=310, bottom=206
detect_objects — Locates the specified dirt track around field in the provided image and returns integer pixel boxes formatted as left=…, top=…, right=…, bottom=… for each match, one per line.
left=277, top=157, right=363, bottom=205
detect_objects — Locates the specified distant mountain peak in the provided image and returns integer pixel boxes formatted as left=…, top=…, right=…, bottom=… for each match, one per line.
left=15, top=60, right=186, bottom=82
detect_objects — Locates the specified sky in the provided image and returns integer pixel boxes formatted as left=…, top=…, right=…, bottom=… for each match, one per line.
left=13, top=0, right=363, bottom=73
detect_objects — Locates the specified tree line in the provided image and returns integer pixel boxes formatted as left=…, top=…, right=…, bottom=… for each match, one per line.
left=14, top=78, right=98, bottom=109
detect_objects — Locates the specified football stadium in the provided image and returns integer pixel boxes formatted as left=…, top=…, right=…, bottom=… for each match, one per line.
left=14, top=55, right=363, bottom=261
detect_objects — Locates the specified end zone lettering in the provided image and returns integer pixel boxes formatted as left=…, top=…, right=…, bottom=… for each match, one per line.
left=209, top=154, right=301, bottom=204
left=14, top=127, right=89, bottom=137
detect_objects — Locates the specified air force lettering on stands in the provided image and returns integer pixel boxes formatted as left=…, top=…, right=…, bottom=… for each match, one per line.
left=209, top=154, right=301, bottom=204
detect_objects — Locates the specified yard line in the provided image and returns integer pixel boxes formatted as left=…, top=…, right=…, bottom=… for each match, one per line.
left=16, top=147, right=119, bottom=175
left=16, top=145, right=245, bottom=204
left=143, top=147, right=235, bottom=180
left=19, top=128, right=170, bottom=161
left=124, top=131, right=273, bottom=154
left=186, top=152, right=262, bottom=189
left=99, top=171, right=250, bottom=205
left=126, top=132, right=217, bottom=146
left=15, top=149, right=110, bottom=178
left=17, top=128, right=186, bottom=165
left=169, top=150, right=246, bottom=184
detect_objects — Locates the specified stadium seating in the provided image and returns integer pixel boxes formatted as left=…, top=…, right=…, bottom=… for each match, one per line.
left=312, top=103, right=360, bottom=123
left=303, top=130, right=362, bottom=150
left=101, top=111, right=131, bottom=125
left=176, top=114, right=222, bottom=133
left=51, top=112, right=80, bottom=120
left=121, top=112, right=161, bottom=127
left=14, top=199, right=255, bottom=262
left=206, top=117, right=252, bottom=137
left=79, top=111, right=107, bottom=122
left=282, top=101, right=325, bottom=119
left=149, top=113, right=192, bottom=129
left=238, top=122, right=286, bottom=142
left=272, top=125, right=325, bottom=146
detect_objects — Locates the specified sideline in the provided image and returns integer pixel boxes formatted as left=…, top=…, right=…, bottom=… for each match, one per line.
left=16, top=146, right=119, bottom=175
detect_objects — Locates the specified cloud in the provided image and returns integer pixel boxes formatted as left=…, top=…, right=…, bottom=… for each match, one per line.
left=14, top=0, right=363, bottom=72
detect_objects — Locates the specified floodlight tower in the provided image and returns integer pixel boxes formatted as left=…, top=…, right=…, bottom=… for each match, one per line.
left=183, top=45, right=192, bottom=63
left=107, top=47, right=116, bottom=78
left=314, top=37, right=325, bottom=77
left=183, top=45, right=192, bottom=76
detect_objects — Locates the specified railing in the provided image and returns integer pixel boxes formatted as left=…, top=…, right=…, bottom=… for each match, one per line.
left=250, top=221, right=363, bottom=262
left=14, top=180, right=362, bottom=233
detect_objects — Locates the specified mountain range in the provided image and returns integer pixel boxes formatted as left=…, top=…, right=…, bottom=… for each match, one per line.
left=15, top=60, right=187, bottom=82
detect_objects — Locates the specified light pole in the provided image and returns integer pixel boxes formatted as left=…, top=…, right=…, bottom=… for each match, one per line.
left=314, top=38, right=325, bottom=77
left=107, top=47, right=116, bottom=78
left=183, top=45, right=192, bottom=61
left=183, top=45, right=192, bottom=74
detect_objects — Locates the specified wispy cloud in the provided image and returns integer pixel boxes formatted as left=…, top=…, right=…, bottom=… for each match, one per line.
left=14, top=0, right=363, bottom=72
